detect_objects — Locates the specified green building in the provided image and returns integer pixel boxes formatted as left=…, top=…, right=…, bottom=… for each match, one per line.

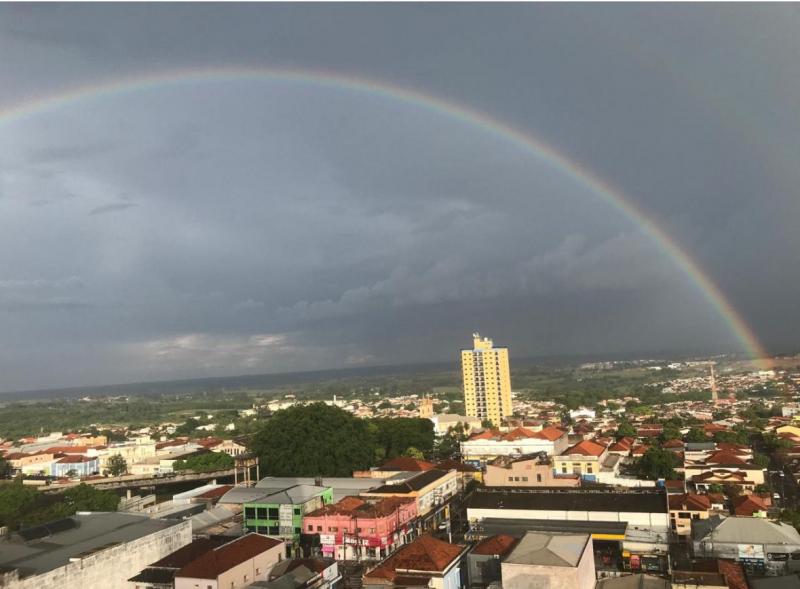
left=244, top=484, right=333, bottom=543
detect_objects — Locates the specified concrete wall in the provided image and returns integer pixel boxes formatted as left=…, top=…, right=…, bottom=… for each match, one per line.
left=467, top=508, right=668, bottom=528
left=11, top=519, right=191, bottom=589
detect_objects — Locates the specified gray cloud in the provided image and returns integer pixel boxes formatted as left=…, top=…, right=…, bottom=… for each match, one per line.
left=0, top=4, right=797, bottom=391
left=88, top=202, right=138, bottom=216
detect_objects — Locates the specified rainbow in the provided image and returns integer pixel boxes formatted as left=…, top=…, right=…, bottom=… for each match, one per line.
left=0, top=66, right=770, bottom=366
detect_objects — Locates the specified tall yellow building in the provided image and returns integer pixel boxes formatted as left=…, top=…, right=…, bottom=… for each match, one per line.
left=461, top=333, right=512, bottom=426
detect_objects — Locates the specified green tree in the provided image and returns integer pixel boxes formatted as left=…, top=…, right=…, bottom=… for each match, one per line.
left=685, top=428, right=709, bottom=443
left=63, top=484, right=119, bottom=512
left=107, top=454, right=127, bottom=477
left=404, top=447, right=425, bottom=460
left=173, top=452, right=234, bottom=472
left=251, top=403, right=376, bottom=476
left=616, top=421, right=636, bottom=439
left=633, top=447, right=678, bottom=481
left=372, top=418, right=435, bottom=459
left=754, top=453, right=770, bottom=469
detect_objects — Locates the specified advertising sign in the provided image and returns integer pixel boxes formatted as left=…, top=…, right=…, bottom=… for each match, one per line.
left=279, top=504, right=294, bottom=526
left=320, top=534, right=335, bottom=545
left=738, top=544, right=765, bottom=561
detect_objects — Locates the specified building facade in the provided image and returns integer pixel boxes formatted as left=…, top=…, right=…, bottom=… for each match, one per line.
left=244, top=485, right=334, bottom=545
left=461, top=333, right=512, bottom=427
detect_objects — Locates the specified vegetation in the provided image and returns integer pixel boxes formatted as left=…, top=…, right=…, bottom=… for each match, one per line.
left=106, top=454, right=127, bottom=477
left=631, top=447, right=678, bottom=481
left=250, top=404, right=435, bottom=477
left=173, top=452, right=234, bottom=472
left=0, top=483, right=118, bottom=531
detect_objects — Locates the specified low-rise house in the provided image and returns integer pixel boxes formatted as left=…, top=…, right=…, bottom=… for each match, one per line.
left=359, top=469, right=459, bottom=527
left=302, top=496, right=417, bottom=560
left=174, top=533, right=285, bottom=589
left=5, top=451, right=55, bottom=475
left=50, top=455, right=99, bottom=478
left=732, top=494, right=771, bottom=518
left=500, top=532, right=595, bottom=589
left=553, top=440, right=608, bottom=481
left=362, top=535, right=467, bottom=589
left=693, top=516, right=800, bottom=576
left=460, top=426, right=568, bottom=464
left=608, top=437, right=635, bottom=457
left=484, top=454, right=579, bottom=488
left=668, top=493, right=712, bottom=536
left=129, top=536, right=231, bottom=588
left=244, top=485, right=334, bottom=546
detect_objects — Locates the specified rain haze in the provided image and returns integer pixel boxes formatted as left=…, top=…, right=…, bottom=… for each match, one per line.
left=0, top=3, right=799, bottom=392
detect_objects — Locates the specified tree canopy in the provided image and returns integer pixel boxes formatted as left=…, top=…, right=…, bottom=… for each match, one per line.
left=632, top=447, right=678, bottom=481
left=174, top=452, right=234, bottom=472
left=251, top=403, right=378, bottom=477
left=250, top=404, right=435, bottom=476
left=0, top=483, right=118, bottom=531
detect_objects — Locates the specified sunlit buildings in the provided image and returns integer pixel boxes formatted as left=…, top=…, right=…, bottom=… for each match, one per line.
left=461, top=333, right=512, bottom=427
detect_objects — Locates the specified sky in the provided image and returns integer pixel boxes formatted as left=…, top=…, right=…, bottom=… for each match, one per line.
left=0, top=4, right=799, bottom=392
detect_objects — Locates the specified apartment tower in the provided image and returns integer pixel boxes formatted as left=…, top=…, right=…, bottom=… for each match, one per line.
left=461, top=333, right=512, bottom=426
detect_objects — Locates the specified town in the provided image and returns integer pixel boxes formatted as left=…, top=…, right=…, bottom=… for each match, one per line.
left=1, top=334, right=800, bottom=589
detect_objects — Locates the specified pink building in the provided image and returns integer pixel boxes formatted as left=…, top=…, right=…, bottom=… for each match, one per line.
left=303, top=496, right=418, bottom=560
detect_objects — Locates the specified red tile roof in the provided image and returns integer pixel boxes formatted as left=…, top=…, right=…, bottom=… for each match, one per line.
left=177, top=534, right=283, bottom=580
left=435, top=459, right=478, bottom=473
left=379, top=457, right=436, bottom=472
left=716, top=559, right=748, bottom=589
left=45, top=446, right=88, bottom=454
left=471, top=534, right=519, bottom=556
left=732, top=494, right=771, bottom=516
left=705, top=451, right=749, bottom=466
left=562, top=440, right=606, bottom=457
left=56, top=455, right=96, bottom=464
left=662, top=439, right=685, bottom=449
left=197, top=485, right=234, bottom=500
left=532, top=426, right=566, bottom=441
left=502, top=427, right=537, bottom=441
left=668, top=493, right=711, bottom=512
left=365, top=535, right=465, bottom=580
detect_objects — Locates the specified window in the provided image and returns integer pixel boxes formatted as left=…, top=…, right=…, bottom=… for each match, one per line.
left=268, top=507, right=280, bottom=519
left=369, top=528, right=376, bottom=533
left=330, top=527, right=338, bottom=532
left=521, top=477, right=528, bottom=482
left=268, top=526, right=280, bottom=535
left=256, top=568, right=261, bottom=575
left=508, top=476, right=513, bottom=482
left=256, top=507, right=268, bottom=519
left=536, top=474, right=542, bottom=482
left=357, top=528, right=363, bottom=533
left=294, top=527, right=301, bottom=534
left=308, top=525, right=313, bottom=531
left=294, top=507, right=301, bottom=515
left=317, top=526, right=322, bottom=532
left=586, top=465, right=593, bottom=474
left=561, top=466, right=567, bottom=474
left=514, top=476, right=519, bottom=481
left=244, top=507, right=256, bottom=519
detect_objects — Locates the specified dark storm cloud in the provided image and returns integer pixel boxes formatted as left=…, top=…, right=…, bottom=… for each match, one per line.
left=0, top=3, right=798, bottom=391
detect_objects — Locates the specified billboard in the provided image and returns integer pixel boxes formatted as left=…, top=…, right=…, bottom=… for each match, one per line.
left=738, top=544, right=765, bottom=561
